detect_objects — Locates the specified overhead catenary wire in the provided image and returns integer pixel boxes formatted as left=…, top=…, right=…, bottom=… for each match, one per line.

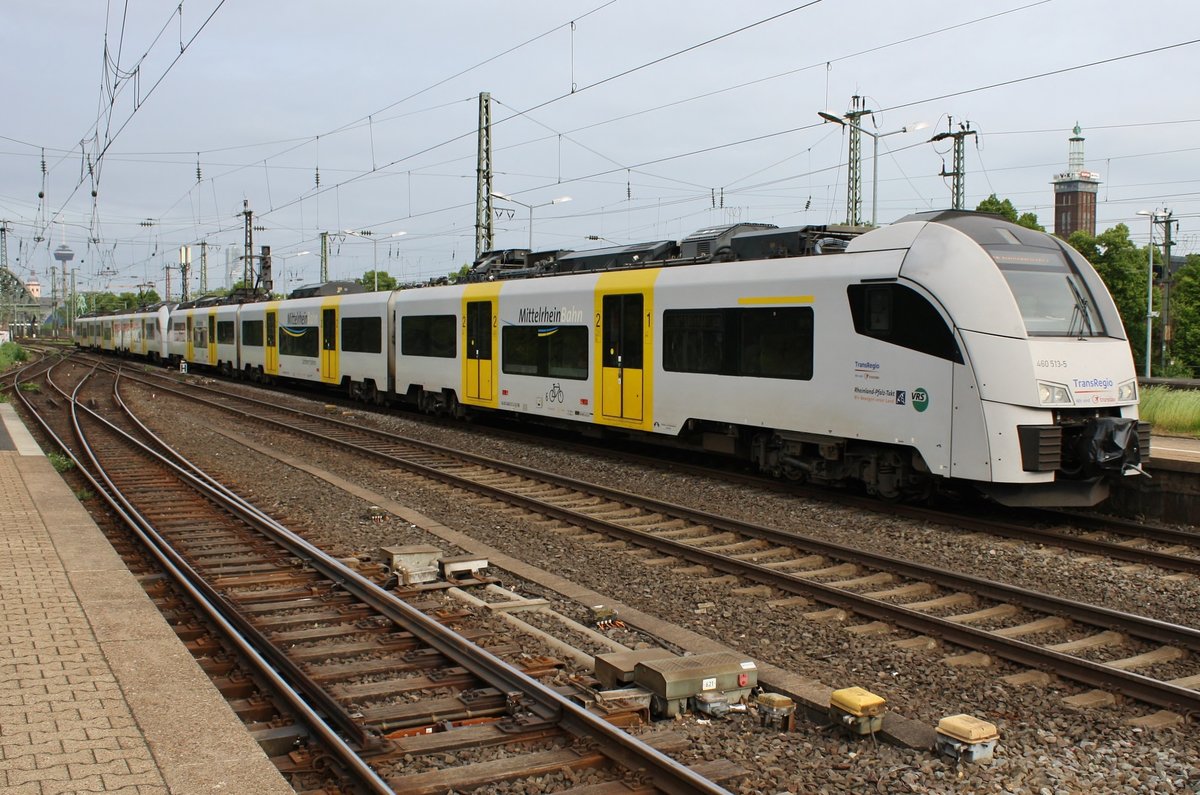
left=21, top=7, right=1200, bottom=274
left=43, top=0, right=230, bottom=241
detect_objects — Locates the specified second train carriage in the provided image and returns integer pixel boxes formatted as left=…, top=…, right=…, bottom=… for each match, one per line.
left=234, top=291, right=393, bottom=395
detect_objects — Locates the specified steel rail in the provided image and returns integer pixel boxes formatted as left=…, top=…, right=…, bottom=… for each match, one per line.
left=113, top=371, right=1200, bottom=713
left=1037, top=507, right=1200, bottom=547
left=109, top=362, right=1200, bottom=574
left=101, top=370, right=731, bottom=795
left=96, top=359, right=1200, bottom=712
left=127, top=372, right=1200, bottom=649
left=17, top=364, right=396, bottom=795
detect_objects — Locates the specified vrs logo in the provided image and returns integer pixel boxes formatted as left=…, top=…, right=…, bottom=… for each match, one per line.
left=912, top=387, right=930, bottom=413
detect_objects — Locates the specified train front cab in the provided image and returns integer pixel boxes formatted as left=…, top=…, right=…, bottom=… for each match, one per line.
left=894, top=212, right=1144, bottom=507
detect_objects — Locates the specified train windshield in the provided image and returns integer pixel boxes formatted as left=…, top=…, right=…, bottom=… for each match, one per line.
left=989, top=246, right=1105, bottom=337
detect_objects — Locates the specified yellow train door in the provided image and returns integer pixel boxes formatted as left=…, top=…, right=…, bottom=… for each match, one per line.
left=185, top=314, right=194, bottom=361
left=320, top=305, right=338, bottom=383
left=265, top=310, right=278, bottom=375
left=207, top=312, right=217, bottom=365
left=594, top=269, right=658, bottom=431
left=600, top=293, right=645, bottom=422
left=461, top=283, right=500, bottom=408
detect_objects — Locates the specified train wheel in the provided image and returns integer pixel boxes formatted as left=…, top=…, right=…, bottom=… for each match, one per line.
left=783, top=466, right=807, bottom=483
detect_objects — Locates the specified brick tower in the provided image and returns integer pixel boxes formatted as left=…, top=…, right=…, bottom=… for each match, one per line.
left=1052, top=123, right=1101, bottom=239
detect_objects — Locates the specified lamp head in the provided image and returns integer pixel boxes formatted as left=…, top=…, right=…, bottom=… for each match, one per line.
left=818, top=111, right=846, bottom=126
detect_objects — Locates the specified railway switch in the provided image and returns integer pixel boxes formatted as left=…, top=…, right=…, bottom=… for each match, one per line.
left=935, top=714, right=999, bottom=763
left=829, top=687, right=886, bottom=736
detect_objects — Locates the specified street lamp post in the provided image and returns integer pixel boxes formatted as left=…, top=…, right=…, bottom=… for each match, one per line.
left=275, top=251, right=311, bottom=297
left=1137, top=210, right=1166, bottom=378
left=818, top=111, right=927, bottom=226
left=491, top=192, right=572, bottom=250
left=342, top=231, right=405, bottom=290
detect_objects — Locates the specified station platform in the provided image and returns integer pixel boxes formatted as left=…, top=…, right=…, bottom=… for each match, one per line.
left=1150, top=433, right=1200, bottom=466
left=0, top=403, right=291, bottom=794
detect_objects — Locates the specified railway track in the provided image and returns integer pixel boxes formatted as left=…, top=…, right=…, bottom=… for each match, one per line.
left=14, top=359, right=738, bottom=794
left=102, top=353, right=1200, bottom=574
left=102, top=357, right=1200, bottom=716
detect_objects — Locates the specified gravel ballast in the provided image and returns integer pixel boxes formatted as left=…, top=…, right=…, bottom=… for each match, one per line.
left=119, top=377, right=1200, bottom=794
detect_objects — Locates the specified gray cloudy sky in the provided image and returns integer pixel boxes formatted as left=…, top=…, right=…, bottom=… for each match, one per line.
left=3, top=0, right=1198, bottom=294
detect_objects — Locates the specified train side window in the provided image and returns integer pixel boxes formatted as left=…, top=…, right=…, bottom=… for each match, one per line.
left=502, top=326, right=588, bottom=379
left=546, top=327, right=589, bottom=379
left=848, top=283, right=963, bottom=363
left=664, top=307, right=813, bottom=380
left=279, top=325, right=318, bottom=357
left=866, top=287, right=892, bottom=333
left=401, top=315, right=456, bottom=358
left=342, top=317, right=382, bottom=354
left=241, top=320, right=264, bottom=347
left=502, top=327, right=539, bottom=375
left=664, top=309, right=728, bottom=375
left=738, top=307, right=813, bottom=380
left=216, top=321, right=235, bottom=345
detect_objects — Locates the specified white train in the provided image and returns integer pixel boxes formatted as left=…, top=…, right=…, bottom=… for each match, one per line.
left=76, top=211, right=1148, bottom=506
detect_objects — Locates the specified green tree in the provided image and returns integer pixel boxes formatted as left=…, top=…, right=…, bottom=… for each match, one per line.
left=1166, top=255, right=1200, bottom=378
left=1068, top=224, right=1153, bottom=373
left=358, top=271, right=398, bottom=291
left=82, top=289, right=163, bottom=313
left=975, top=194, right=1044, bottom=231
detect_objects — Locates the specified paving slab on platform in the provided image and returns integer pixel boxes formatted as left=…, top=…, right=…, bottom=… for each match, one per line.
left=0, top=404, right=292, bottom=794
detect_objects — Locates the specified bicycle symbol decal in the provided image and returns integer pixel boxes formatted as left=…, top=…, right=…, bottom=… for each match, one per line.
left=546, top=383, right=565, bottom=403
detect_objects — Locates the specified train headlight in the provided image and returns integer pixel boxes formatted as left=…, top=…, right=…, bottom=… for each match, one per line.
left=1037, top=381, right=1073, bottom=406
left=1118, top=379, right=1138, bottom=402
